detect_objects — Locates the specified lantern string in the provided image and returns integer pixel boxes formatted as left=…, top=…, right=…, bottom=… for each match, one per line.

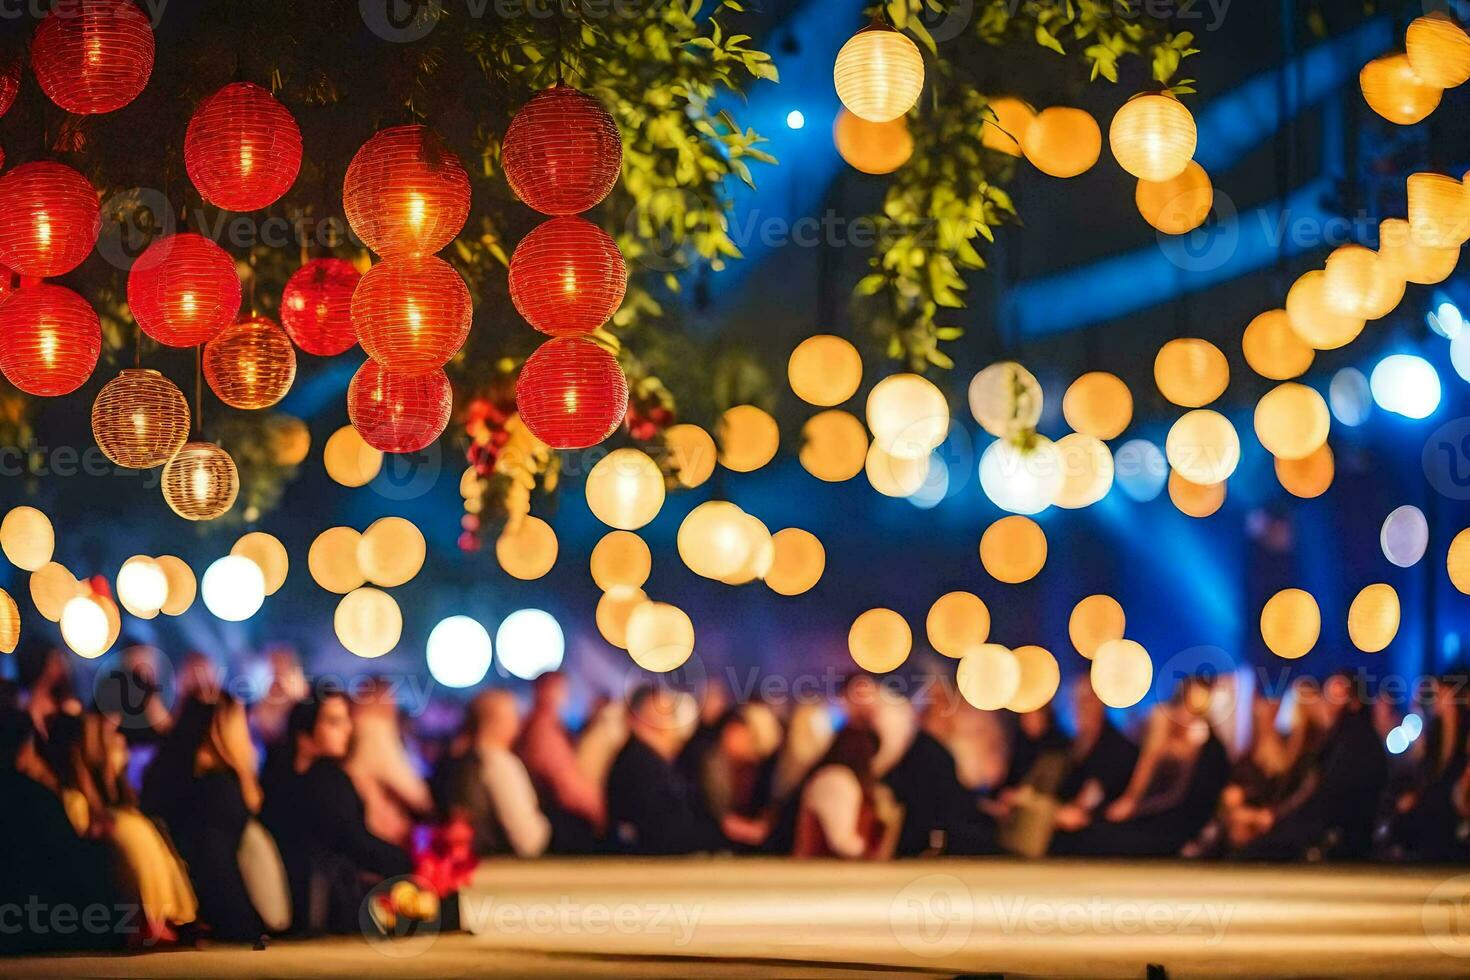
left=135, top=322, right=142, bottom=369
left=194, top=346, right=203, bottom=436
left=248, top=248, right=258, bottom=315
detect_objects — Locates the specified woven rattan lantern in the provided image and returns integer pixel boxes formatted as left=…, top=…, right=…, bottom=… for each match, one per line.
left=344, top=125, right=470, bottom=257
left=848, top=607, right=912, bottom=673
left=833, top=109, right=913, bottom=174
left=926, top=591, right=990, bottom=659
left=161, top=441, right=238, bottom=521
left=980, top=96, right=1035, bottom=157
left=834, top=23, right=924, bottom=123
left=1323, top=244, right=1405, bottom=320
left=957, top=644, right=1021, bottom=711
left=1154, top=338, right=1228, bottom=407
left=185, top=82, right=302, bottom=211
left=1063, top=371, right=1132, bottom=440
left=128, top=233, right=241, bottom=347
left=516, top=337, right=628, bottom=449
left=1254, top=382, right=1330, bottom=460
left=1348, top=583, right=1399, bottom=654
left=1406, top=14, right=1470, bottom=88
left=347, top=359, right=453, bottom=454
left=979, top=515, right=1047, bottom=584
left=509, top=216, right=627, bottom=336
left=353, top=255, right=472, bottom=376
left=91, top=368, right=189, bottom=468
left=717, top=404, right=780, bottom=472
left=0, top=285, right=101, bottom=396
left=1408, top=172, right=1470, bottom=248
left=1109, top=92, right=1197, bottom=182
left=1359, top=54, right=1442, bottom=125
left=1260, top=588, right=1320, bottom=660
left=1242, top=309, right=1315, bottom=380
left=1168, top=470, right=1225, bottom=518
left=800, top=410, right=868, bottom=483
left=585, top=448, right=665, bottom=530
left=496, top=515, right=559, bottom=581
left=503, top=85, right=623, bottom=216
left=1022, top=107, right=1101, bottom=178
left=1285, top=271, right=1364, bottom=350
left=1136, top=160, right=1213, bottom=234
left=281, top=258, right=360, bottom=356
left=203, top=315, right=297, bottom=409
left=789, top=334, right=863, bottom=407
left=1165, top=409, right=1240, bottom=486
left=0, top=162, right=101, bottom=277
left=31, top=0, right=155, bottom=115
left=1379, top=218, right=1459, bottom=285
left=1069, top=594, right=1125, bottom=659
left=765, top=528, right=825, bottom=597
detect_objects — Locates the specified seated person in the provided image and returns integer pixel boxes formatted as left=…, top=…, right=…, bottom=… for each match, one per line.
left=436, top=690, right=551, bottom=858
left=345, top=677, right=433, bottom=849
left=794, top=727, right=902, bottom=859
left=518, top=672, right=605, bottom=846
left=884, top=688, right=997, bottom=856
left=1054, top=678, right=1140, bottom=818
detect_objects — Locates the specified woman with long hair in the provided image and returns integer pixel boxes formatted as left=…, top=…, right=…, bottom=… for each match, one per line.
left=792, top=726, right=902, bottom=859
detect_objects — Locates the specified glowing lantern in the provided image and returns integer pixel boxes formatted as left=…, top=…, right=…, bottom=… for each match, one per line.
left=1053, top=433, right=1113, bottom=509
left=1260, top=588, right=1320, bottom=660
left=155, top=555, right=195, bottom=616
left=31, top=562, right=79, bottom=621
left=848, top=608, right=911, bottom=673
left=833, top=23, right=924, bottom=123
left=309, top=527, right=365, bottom=594
left=1070, top=595, right=1125, bottom=659
left=344, top=125, right=470, bottom=257
left=833, top=110, right=913, bottom=174
left=1168, top=471, right=1225, bottom=518
left=335, top=587, right=402, bottom=659
left=281, top=258, right=361, bottom=356
left=357, top=517, right=425, bottom=588
left=1165, top=410, right=1239, bottom=486
left=1448, top=529, right=1470, bottom=595
left=1009, top=645, right=1061, bottom=713
left=663, top=424, right=716, bottom=489
left=1381, top=505, right=1429, bottom=568
left=969, top=361, right=1042, bottom=440
left=127, top=233, right=241, bottom=347
left=503, top=85, right=622, bottom=215
left=765, top=528, right=825, bottom=597
left=957, top=644, right=1021, bottom=711
left=978, top=437, right=1062, bottom=515
left=717, top=404, right=780, bottom=472
left=677, top=501, right=749, bottom=580
left=1359, top=54, right=1442, bottom=125
left=347, top=360, right=452, bottom=454
left=1408, top=172, right=1470, bottom=248
left=0, top=588, right=17, bottom=653
left=1022, top=107, right=1101, bottom=178
left=1348, top=584, right=1399, bottom=654
left=231, top=532, right=289, bottom=595
left=496, top=515, right=559, bottom=581
left=516, top=337, right=628, bottom=450
left=1323, top=244, right=1405, bottom=320
left=1242, top=309, right=1314, bottom=381
left=161, top=442, right=237, bottom=521
left=596, top=587, right=646, bottom=649
left=926, top=591, right=990, bottom=658
left=867, top=373, right=948, bottom=460
left=1275, top=444, right=1333, bottom=498
left=185, top=82, right=302, bottom=211
left=91, top=369, right=189, bottom=468
left=866, top=443, right=931, bottom=498
left=116, top=555, right=168, bottom=618
left=626, top=601, right=695, bottom=673
left=1109, top=92, right=1196, bottom=182
left=1063, top=372, right=1132, bottom=440
left=1379, top=218, right=1458, bottom=285
left=585, top=448, right=665, bottom=530
left=31, top=0, right=154, bottom=115
left=1406, top=14, right=1470, bottom=88
left=789, top=334, right=863, bottom=407
left=980, top=96, right=1035, bottom=156
left=1091, top=639, right=1153, bottom=708
left=1136, top=161, right=1213, bottom=234
left=353, top=256, right=471, bottom=375
left=800, top=410, right=868, bottom=483
left=1254, top=383, right=1330, bottom=460
left=0, top=162, right=101, bottom=277
left=61, top=595, right=112, bottom=659
left=509, top=216, right=627, bottom=336
left=590, top=530, right=651, bottom=591
left=324, top=425, right=383, bottom=488
left=2, top=507, right=54, bottom=572
left=0, top=285, right=101, bottom=396
left=979, top=515, right=1047, bottom=584
left=1285, top=271, right=1364, bottom=350
left=203, top=315, right=296, bottom=410
left=1154, top=338, right=1228, bottom=407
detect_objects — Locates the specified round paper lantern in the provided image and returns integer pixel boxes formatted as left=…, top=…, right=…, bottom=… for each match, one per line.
left=591, top=530, right=651, bottom=591
left=127, top=233, right=242, bottom=348
left=677, top=501, right=749, bottom=580
left=358, top=517, right=425, bottom=588
left=848, top=608, right=911, bottom=673
left=1408, top=172, right=1470, bottom=248
left=1323, top=244, right=1404, bottom=320
left=496, top=515, right=559, bottom=581
left=335, top=587, right=402, bottom=659
left=353, top=256, right=471, bottom=375
left=800, top=410, right=868, bottom=483
left=0, top=588, right=18, bottom=654
left=1091, top=639, right=1153, bottom=708
left=626, top=601, right=695, bottom=673
left=868, top=373, right=948, bottom=460
left=0, top=59, right=19, bottom=119
left=1260, top=588, right=1320, bottom=660
left=1054, top=433, right=1114, bottom=509
left=155, top=555, right=195, bottom=616
left=789, top=334, right=863, bottom=407
left=0, top=162, right=101, bottom=277
left=1070, top=595, right=1124, bottom=659
left=717, top=404, right=780, bottom=472
left=969, top=361, right=1043, bottom=440
left=1448, top=529, right=1470, bottom=595
left=1275, top=443, right=1333, bottom=498
left=1381, top=505, right=1429, bottom=568
left=926, top=591, right=990, bottom=659
left=1165, top=409, right=1240, bottom=486
left=160, top=441, right=237, bottom=521
left=61, top=595, right=112, bottom=660
left=1348, top=583, right=1399, bottom=654
left=980, top=96, right=1035, bottom=157
left=1009, top=645, right=1061, bottom=713
left=765, top=528, right=825, bottom=597
left=231, top=532, right=288, bottom=596
left=31, top=562, right=79, bottom=622
left=1154, top=338, right=1228, bottom=407
left=309, top=527, right=365, bottom=594
left=1242, top=309, right=1314, bottom=381
left=1359, top=54, right=1442, bottom=125
left=1063, top=372, right=1132, bottom=440
left=956, top=644, right=1021, bottom=711
left=502, top=85, right=623, bottom=215
left=866, top=442, right=931, bottom=498
left=1136, top=161, right=1213, bottom=234
left=516, top=337, right=628, bottom=450
left=1109, top=92, right=1197, bottom=182
left=978, top=437, right=1063, bottom=515
left=185, top=82, right=302, bottom=211
left=203, top=316, right=297, bottom=410
left=663, top=424, right=716, bottom=489
left=833, top=109, right=912, bottom=174
left=979, top=515, right=1046, bottom=584
left=1407, top=14, right=1470, bottom=88
left=1022, top=107, right=1101, bottom=178
left=91, top=369, right=190, bottom=468
left=585, top=448, right=665, bottom=530
left=596, top=586, right=646, bottom=650
left=116, top=555, right=168, bottom=618
left=833, top=23, right=924, bottom=123
left=1, top=507, right=54, bottom=572
left=1285, top=270, right=1364, bottom=350
left=31, top=0, right=154, bottom=115
left=0, top=285, right=101, bottom=396
left=1378, top=218, right=1459, bottom=285
left=324, top=425, right=383, bottom=487
left=1168, top=470, right=1225, bottom=518
left=509, top=216, right=627, bottom=336
left=281, top=258, right=360, bottom=356
left=1254, top=383, right=1330, bottom=460
left=347, top=360, right=453, bottom=454
left=344, top=125, right=470, bottom=257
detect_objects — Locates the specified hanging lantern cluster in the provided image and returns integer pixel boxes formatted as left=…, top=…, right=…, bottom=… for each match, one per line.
left=281, top=258, right=360, bottom=356
left=0, top=162, right=102, bottom=278
left=127, top=233, right=242, bottom=347
left=30, top=0, right=155, bottom=116
left=0, top=285, right=101, bottom=396
left=203, top=315, right=298, bottom=410
left=184, top=82, right=303, bottom=212
left=506, top=84, right=630, bottom=450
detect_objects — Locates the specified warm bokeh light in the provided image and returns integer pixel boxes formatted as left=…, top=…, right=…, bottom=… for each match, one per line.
left=585, top=448, right=666, bottom=530
left=309, top=526, right=366, bottom=594
left=1165, top=409, right=1240, bottom=486
left=1378, top=218, right=1459, bottom=285
left=1069, top=595, right=1125, bottom=660
left=1359, top=53, right=1442, bottom=125
left=1008, top=645, right=1061, bottom=713
left=867, top=373, right=949, bottom=460
left=496, top=515, right=559, bottom=581
left=155, top=555, right=196, bottom=616
left=1260, top=588, right=1320, bottom=660
left=1408, top=172, right=1470, bottom=249
left=1407, top=13, right=1470, bottom=88
left=358, top=517, right=426, bottom=588
left=31, top=562, right=80, bottom=623
left=1323, top=244, right=1405, bottom=321
left=201, top=555, right=267, bottom=622
left=1022, top=107, right=1101, bottom=178
left=969, top=361, right=1043, bottom=440
left=957, top=644, right=1021, bottom=711
left=626, top=601, right=694, bottom=673
left=926, top=591, right=990, bottom=659
left=0, top=588, right=17, bottom=654
left=718, top=513, right=775, bottom=586
left=1168, top=470, right=1225, bottom=519
left=717, top=405, right=780, bottom=472
left=590, top=530, right=651, bottom=592
left=323, top=424, right=384, bottom=488
left=764, top=528, right=826, bottom=597
left=979, top=438, right=1062, bottom=516
left=1449, top=529, right=1470, bottom=595
left=979, top=515, right=1047, bottom=584
left=61, top=594, right=112, bottom=660
left=116, top=555, right=168, bottom=618
left=663, top=424, right=717, bottom=489
left=1254, top=383, right=1330, bottom=460
left=1135, top=161, right=1213, bottom=234
left=1053, top=433, right=1114, bottom=510
left=1348, top=583, right=1400, bottom=654
left=865, top=441, right=932, bottom=498
left=788, top=334, right=863, bottom=407
left=980, top=96, right=1035, bottom=156
left=848, top=608, right=912, bottom=673
left=596, top=587, right=646, bottom=650
left=1285, top=270, right=1365, bottom=350
left=1062, top=371, right=1133, bottom=441
left=1275, top=444, right=1334, bottom=499
left=1154, top=338, right=1228, bottom=407
left=1242, top=309, right=1314, bottom=381
left=335, top=587, right=402, bottom=659
left=1091, top=639, right=1153, bottom=708
left=833, top=110, right=914, bottom=174
left=1, top=506, right=55, bottom=572
left=678, top=501, right=751, bottom=581
left=231, top=532, right=289, bottom=595
left=800, top=410, right=869, bottom=483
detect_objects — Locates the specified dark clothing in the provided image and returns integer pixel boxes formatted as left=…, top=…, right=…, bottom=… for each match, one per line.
left=1391, top=755, right=1468, bottom=862
left=1057, top=721, right=1139, bottom=807
left=606, top=735, right=724, bottom=855
left=169, top=770, right=263, bottom=943
left=885, top=730, right=996, bottom=856
left=1002, top=724, right=1071, bottom=790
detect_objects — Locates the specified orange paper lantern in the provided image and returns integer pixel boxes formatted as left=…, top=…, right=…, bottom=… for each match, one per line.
left=352, top=256, right=472, bottom=376
left=516, top=337, right=628, bottom=450
left=1359, top=54, right=1442, bottom=125
left=833, top=23, right=925, bottom=124
left=1406, top=14, right=1470, bottom=88
left=1109, top=92, right=1197, bottom=182
left=344, top=125, right=470, bottom=258
left=1022, top=107, right=1101, bottom=178
left=184, top=82, right=302, bottom=211
left=0, top=285, right=101, bottom=396
left=203, top=315, right=297, bottom=409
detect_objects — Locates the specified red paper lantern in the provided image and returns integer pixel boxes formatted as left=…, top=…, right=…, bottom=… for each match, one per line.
left=0, top=59, right=19, bottom=119
left=0, top=162, right=101, bottom=278
left=503, top=85, right=623, bottom=216
left=184, top=82, right=302, bottom=212
left=353, top=255, right=471, bottom=376
left=127, top=233, right=241, bottom=347
left=0, top=284, right=101, bottom=396
left=516, top=336, right=628, bottom=449
left=203, top=315, right=297, bottom=409
left=31, top=0, right=155, bottom=116
left=281, top=258, right=360, bottom=356
left=347, top=359, right=453, bottom=453
left=343, top=125, right=470, bottom=258
left=509, top=216, right=627, bottom=336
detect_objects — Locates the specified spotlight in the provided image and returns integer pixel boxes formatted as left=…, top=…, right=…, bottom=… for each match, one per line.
left=201, top=555, right=266, bottom=622
left=786, top=109, right=806, bottom=130
left=1370, top=353, right=1441, bottom=419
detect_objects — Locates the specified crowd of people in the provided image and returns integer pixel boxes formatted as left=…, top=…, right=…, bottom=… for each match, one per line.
left=2, top=637, right=1467, bottom=953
